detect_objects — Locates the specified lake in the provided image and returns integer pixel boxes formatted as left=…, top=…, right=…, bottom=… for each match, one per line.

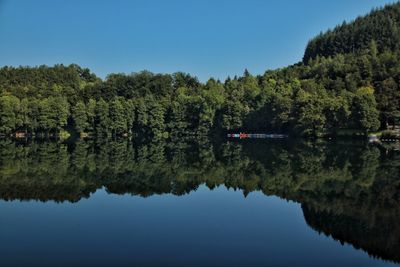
left=0, top=139, right=399, bottom=267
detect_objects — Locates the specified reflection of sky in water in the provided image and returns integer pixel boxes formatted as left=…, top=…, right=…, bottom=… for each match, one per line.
left=0, top=185, right=397, bottom=267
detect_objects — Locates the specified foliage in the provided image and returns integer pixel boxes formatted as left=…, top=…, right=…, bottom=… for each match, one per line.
left=1, top=3, right=400, bottom=137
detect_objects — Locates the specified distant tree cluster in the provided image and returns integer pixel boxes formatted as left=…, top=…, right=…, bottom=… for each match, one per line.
left=303, top=3, right=400, bottom=62
left=1, top=3, right=400, bottom=138
left=301, top=2, right=400, bottom=130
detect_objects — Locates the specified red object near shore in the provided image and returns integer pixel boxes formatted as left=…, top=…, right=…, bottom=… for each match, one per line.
left=239, top=133, right=248, bottom=139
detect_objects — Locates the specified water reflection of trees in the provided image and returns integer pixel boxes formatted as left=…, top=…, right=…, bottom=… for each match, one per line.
left=0, top=139, right=399, bottom=263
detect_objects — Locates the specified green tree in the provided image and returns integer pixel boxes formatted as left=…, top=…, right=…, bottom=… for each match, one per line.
left=37, top=98, right=54, bottom=133
left=134, top=97, right=148, bottom=136
left=49, top=96, right=69, bottom=132
left=324, top=93, right=351, bottom=135
left=95, top=98, right=110, bottom=136
left=86, top=99, right=97, bottom=133
left=72, top=101, right=89, bottom=133
left=124, top=99, right=135, bottom=135
left=222, top=79, right=248, bottom=131
left=109, top=97, right=127, bottom=136
left=147, top=96, right=166, bottom=138
left=0, top=95, right=18, bottom=134
left=293, top=89, right=326, bottom=136
left=351, top=86, right=380, bottom=134
left=17, top=98, right=31, bottom=133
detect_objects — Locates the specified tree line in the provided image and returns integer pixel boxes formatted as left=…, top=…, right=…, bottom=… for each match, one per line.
left=0, top=64, right=385, bottom=138
left=1, top=3, right=400, bottom=138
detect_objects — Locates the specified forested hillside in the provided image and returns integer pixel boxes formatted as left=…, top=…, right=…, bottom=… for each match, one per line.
left=0, top=2, right=399, bottom=138
left=303, top=3, right=400, bottom=62
left=302, top=2, right=400, bottom=131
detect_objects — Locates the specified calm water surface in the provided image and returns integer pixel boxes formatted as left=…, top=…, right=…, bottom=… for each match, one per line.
left=0, top=139, right=399, bottom=267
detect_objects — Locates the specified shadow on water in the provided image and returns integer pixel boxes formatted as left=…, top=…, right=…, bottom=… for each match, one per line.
left=0, top=138, right=399, bottom=264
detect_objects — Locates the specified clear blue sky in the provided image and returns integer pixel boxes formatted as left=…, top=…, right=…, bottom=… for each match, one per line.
left=0, top=0, right=396, bottom=81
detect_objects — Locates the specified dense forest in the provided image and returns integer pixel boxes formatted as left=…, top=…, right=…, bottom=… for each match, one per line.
left=1, top=3, right=400, bottom=138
